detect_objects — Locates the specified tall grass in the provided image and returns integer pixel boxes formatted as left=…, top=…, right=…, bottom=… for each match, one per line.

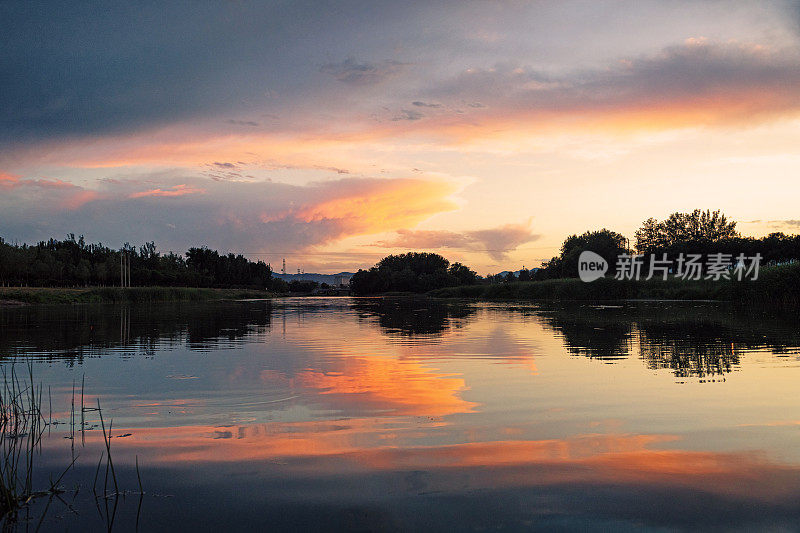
left=429, top=277, right=727, bottom=301
left=0, top=364, right=53, bottom=520
left=0, top=286, right=273, bottom=305
left=726, top=262, right=800, bottom=309
left=0, top=366, right=142, bottom=528
left=430, top=262, right=800, bottom=308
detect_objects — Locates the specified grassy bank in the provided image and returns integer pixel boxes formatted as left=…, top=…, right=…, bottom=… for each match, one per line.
left=0, top=286, right=274, bottom=305
left=430, top=262, right=800, bottom=307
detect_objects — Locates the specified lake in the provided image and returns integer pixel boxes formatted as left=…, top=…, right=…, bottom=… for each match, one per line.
left=1, top=297, right=800, bottom=531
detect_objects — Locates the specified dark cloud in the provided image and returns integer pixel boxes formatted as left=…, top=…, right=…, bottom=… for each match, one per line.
left=377, top=229, right=473, bottom=249
left=201, top=160, right=351, bottom=183
left=391, top=109, right=424, bottom=121
left=376, top=223, right=539, bottom=260
left=319, top=57, right=407, bottom=85
left=3, top=1, right=798, bottom=153
left=467, top=224, right=540, bottom=261
left=0, top=2, right=294, bottom=145
left=789, top=0, right=800, bottom=31
left=0, top=1, right=417, bottom=147
left=226, top=120, right=260, bottom=127
left=412, top=101, right=442, bottom=108
left=257, top=161, right=351, bottom=174
left=203, top=161, right=247, bottom=182
left=768, top=219, right=800, bottom=228
left=427, top=40, right=800, bottom=126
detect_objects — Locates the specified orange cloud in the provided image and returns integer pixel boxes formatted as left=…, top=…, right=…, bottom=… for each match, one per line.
left=261, top=178, right=459, bottom=238
left=129, top=183, right=206, bottom=198
left=1, top=174, right=462, bottom=255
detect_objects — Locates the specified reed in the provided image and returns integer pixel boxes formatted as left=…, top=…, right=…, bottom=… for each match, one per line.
left=430, top=263, right=800, bottom=308
left=0, top=286, right=273, bottom=305
left=0, top=367, right=143, bottom=528
left=0, top=364, right=49, bottom=519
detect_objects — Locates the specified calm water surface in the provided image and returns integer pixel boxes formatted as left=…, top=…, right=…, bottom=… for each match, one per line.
left=1, top=297, right=800, bottom=531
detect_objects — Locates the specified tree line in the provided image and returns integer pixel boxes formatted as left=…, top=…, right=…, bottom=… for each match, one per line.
left=4, top=209, right=797, bottom=292
left=534, top=209, right=800, bottom=280
left=353, top=209, right=800, bottom=294
left=0, top=234, right=283, bottom=290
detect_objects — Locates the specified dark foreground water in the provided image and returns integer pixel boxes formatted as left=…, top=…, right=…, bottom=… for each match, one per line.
left=1, top=297, right=800, bottom=531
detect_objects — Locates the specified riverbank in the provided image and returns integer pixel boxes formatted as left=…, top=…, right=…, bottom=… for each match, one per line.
left=0, top=286, right=275, bottom=305
left=430, top=262, right=800, bottom=307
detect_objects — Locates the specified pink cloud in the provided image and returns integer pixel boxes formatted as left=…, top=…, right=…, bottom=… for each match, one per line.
left=0, top=171, right=99, bottom=210
left=0, top=172, right=21, bottom=188
left=129, top=184, right=207, bottom=198
left=61, top=190, right=101, bottom=210
left=0, top=172, right=80, bottom=191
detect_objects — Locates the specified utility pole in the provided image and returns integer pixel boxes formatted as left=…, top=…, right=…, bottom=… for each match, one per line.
left=120, top=249, right=131, bottom=288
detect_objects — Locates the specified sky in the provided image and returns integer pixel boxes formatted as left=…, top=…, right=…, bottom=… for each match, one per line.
left=2, top=0, right=800, bottom=274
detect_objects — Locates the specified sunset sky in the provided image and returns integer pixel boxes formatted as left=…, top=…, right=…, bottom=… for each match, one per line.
left=3, top=1, right=800, bottom=274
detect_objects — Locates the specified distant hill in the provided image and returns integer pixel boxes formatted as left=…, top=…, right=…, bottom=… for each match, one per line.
left=273, top=272, right=354, bottom=285
left=273, top=268, right=538, bottom=285
left=496, top=268, right=540, bottom=278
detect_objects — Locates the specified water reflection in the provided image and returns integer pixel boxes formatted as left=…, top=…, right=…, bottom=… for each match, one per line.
left=260, top=356, right=476, bottom=418
left=637, top=320, right=741, bottom=378
left=352, top=297, right=476, bottom=337
left=536, top=305, right=633, bottom=360
left=536, top=302, right=800, bottom=377
left=40, top=423, right=800, bottom=531
left=0, top=300, right=273, bottom=359
left=2, top=298, right=800, bottom=530
left=5, top=299, right=796, bottom=378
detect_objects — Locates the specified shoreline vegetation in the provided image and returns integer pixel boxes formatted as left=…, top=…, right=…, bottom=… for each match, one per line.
left=0, top=286, right=273, bottom=306
left=1, top=263, right=798, bottom=308
left=429, top=262, right=800, bottom=308
left=3, top=209, right=799, bottom=307
left=347, top=210, right=800, bottom=309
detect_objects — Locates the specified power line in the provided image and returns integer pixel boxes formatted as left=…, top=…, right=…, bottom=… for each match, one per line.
left=232, top=246, right=556, bottom=256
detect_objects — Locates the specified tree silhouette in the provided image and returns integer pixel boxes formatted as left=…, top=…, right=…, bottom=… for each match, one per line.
left=635, top=209, right=738, bottom=254
left=536, top=229, right=628, bottom=279
left=0, top=235, right=277, bottom=289
left=350, top=252, right=478, bottom=295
